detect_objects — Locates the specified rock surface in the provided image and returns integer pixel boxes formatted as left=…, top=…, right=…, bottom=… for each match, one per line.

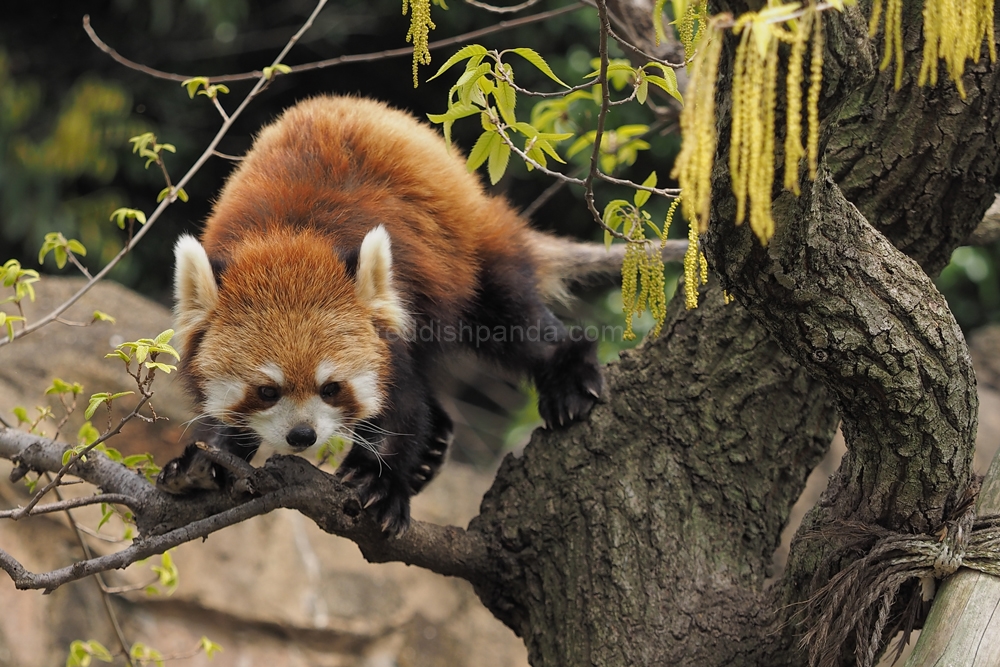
left=0, top=277, right=528, bottom=667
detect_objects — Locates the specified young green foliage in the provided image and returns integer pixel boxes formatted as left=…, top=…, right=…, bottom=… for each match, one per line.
left=146, top=550, right=179, bottom=596
left=428, top=46, right=573, bottom=184
left=38, top=232, right=87, bottom=270
left=129, top=643, right=165, bottom=667
left=128, top=132, right=175, bottom=169
left=66, top=639, right=113, bottom=667
left=109, top=207, right=146, bottom=229
left=1, top=258, right=40, bottom=307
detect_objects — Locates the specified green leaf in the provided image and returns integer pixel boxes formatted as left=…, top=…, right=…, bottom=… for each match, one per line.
left=585, top=62, right=637, bottom=79
left=263, top=63, right=293, bottom=80
left=67, top=239, right=86, bottom=256
left=105, top=350, right=131, bottom=362
left=487, top=134, right=511, bottom=185
left=54, top=247, right=67, bottom=269
left=144, top=361, right=176, bottom=373
left=85, top=394, right=109, bottom=420
left=180, top=77, right=209, bottom=98
left=157, top=187, right=170, bottom=203
left=199, top=636, right=223, bottom=659
left=97, top=503, right=114, bottom=531
left=176, top=187, right=189, bottom=203
left=466, top=131, right=497, bottom=172
left=645, top=64, right=682, bottom=102
left=78, top=421, right=100, bottom=446
left=636, top=76, right=649, bottom=105
left=427, top=44, right=488, bottom=81
left=605, top=229, right=614, bottom=250
left=13, top=406, right=28, bottom=423
left=495, top=80, right=517, bottom=127
left=92, top=310, right=116, bottom=324
left=634, top=171, right=657, bottom=207
left=153, top=329, right=174, bottom=346
left=506, top=48, right=569, bottom=87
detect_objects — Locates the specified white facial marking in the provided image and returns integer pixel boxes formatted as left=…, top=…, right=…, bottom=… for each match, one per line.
left=203, top=378, right=250, bottom=422
left=259, top=362, right=285, bottom=386
left=348, top=371, right=382, bottom=417
left=247, top=396, right=345, bottom=455
left=315, top=360, right=337, bottom=387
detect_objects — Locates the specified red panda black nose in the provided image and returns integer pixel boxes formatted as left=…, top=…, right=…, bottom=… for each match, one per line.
left=286, top=424, right=317, bottom=449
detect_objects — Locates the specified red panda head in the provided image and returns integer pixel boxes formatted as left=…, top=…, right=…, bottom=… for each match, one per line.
left=172, top=226, right=409, bottom=455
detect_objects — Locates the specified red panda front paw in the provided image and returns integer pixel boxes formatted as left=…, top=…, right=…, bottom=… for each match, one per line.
left=337, top=457, right=412, bottom=537
left=536, top=338, right=604, bottom=429
left=157, top=443, right=223, bottom=495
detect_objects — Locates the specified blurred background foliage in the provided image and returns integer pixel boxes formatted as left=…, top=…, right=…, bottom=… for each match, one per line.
left=0, top=0, right=996, bottom=464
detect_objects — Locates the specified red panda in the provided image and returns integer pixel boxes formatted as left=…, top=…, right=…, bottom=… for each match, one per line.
left=158, top=95, right=686, bottom=535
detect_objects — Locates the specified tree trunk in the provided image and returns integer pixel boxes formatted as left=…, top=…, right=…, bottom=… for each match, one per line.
left=465, top=3, right=1000, bottom=665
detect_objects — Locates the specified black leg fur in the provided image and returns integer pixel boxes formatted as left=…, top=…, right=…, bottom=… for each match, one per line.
left=336, top=345, right=451, bottom=536
left=463, top=261, right=604, bottom=429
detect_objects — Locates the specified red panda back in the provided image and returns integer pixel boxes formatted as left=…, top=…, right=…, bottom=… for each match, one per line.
left=199, top=95, right=534, bottom=317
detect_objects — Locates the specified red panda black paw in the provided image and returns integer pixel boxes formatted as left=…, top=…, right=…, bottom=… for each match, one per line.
left=337, top=459, right=412, bottom=537
left=409, top=402, right=453, bottom=495
left=156, top=443, right=223, bottom=495
left=536, top=339, right=604, bottom=429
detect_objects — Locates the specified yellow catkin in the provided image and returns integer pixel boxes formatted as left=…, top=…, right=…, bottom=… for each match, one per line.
left=621, top=239, right=640, bottom=341
left=683, top=212, right=701, bottom=310
left=403, top=0, right=435, bottom=87
left=730, top=27, right=752, bottom=224
left=730, top=17, right=779, bottom=244
left=672, top=29, right=723, bottom=235
left=918, top=0, right=996, bottom=99
left=807, top=9, right=824, bottom=180
left=783, top=10, right=811, bottom=194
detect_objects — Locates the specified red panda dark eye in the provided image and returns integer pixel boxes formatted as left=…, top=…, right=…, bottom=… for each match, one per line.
left=321, top=382, right=341, bottom=399
left=257, top=386, right=280, bottom=402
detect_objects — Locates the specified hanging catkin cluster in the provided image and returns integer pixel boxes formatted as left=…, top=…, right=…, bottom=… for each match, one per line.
left=403, top=0, right=435, bottom=87
left=918, top=0, right=996, bottom=97
left=670, top=29, right=722, bottom=235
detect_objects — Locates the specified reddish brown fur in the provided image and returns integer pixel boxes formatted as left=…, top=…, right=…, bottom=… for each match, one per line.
left=191, top=231, right=383, bottom=421
left=200, top=95, right=535, bottom=324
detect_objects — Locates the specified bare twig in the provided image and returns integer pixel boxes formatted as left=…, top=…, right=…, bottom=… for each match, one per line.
left=0, top=493, right=137, bottom=519
left=464, top=0, right=544, bottom=14
left=607, top=23, right=684, bottom=68
left=49, top=476, right=135, bottom=666
left=82, top=4, right=585, bottom=84
left=212, top=150, right=244, bottom=161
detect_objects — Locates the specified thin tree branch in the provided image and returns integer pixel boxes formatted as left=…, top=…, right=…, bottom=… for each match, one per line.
left=0, top=429, right=490, bottom=593
left=82, top=4, right=586, bottom=84
left=0, top=493, right=137, bottom=519
left=464, top=0, right=544, bottom=14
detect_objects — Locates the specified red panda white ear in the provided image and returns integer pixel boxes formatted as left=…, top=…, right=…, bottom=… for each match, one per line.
left=173, top=235, right=219, bottom=352
left=356, top=225, right=411, bottom=336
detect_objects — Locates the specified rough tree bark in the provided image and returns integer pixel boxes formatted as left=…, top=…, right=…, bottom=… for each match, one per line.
left=466, top=2, right=1000, bottom=665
